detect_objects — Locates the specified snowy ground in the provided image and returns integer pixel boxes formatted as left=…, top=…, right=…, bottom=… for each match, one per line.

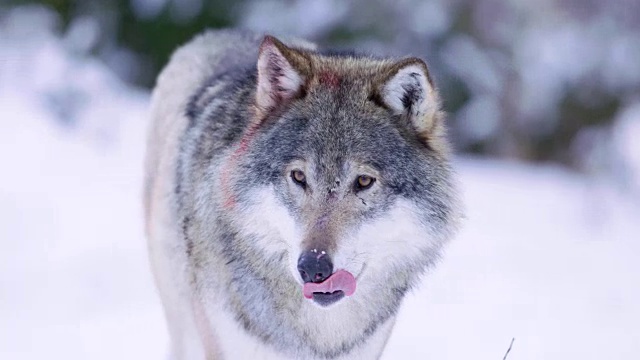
left=2, top=15, right=640, bottom=360
left=386, top=159, right=640, bottom=359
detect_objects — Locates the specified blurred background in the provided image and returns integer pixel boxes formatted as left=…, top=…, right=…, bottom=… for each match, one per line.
left=3, top=0, right=640, bottom=177
left=1, top=1, right=639, bottom=359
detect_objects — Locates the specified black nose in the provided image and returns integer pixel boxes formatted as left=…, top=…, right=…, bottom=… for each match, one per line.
left=297, top=250, right=333, bottom=283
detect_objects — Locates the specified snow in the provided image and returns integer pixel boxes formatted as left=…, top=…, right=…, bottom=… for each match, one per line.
left=0, top=14, right=166, bottom=358
left=2, top=13, right=640, bottom=360
left=0, top=71, right=167, bottom=360
left=385, top=160, right=640, bottom=359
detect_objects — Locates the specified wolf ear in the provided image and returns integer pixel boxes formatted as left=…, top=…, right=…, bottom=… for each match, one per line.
left=377, top=58, right=442, bottom=137
left=256, top=36, right=310, bottom=116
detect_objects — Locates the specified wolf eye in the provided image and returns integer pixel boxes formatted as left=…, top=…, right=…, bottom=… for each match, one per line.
left=355, top=175, right=375, bottom=191
left=291, top=170, right=307, bottom=187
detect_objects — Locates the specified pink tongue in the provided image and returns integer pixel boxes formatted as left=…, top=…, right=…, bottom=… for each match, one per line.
left=303, top=270, right=356, bottom=299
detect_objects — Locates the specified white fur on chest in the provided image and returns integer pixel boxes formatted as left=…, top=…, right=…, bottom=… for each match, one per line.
left=204, top=299, right=395, bottom=360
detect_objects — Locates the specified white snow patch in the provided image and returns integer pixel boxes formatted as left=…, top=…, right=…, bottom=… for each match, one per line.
left=384, top=159, right=640, bottom=359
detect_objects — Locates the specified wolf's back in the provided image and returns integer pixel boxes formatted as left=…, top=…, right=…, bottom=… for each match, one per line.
left=143, top=30, right=264, bottom=218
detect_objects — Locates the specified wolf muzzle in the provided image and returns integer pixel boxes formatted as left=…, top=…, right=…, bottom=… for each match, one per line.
left=297, top=249, right=357, bottom=307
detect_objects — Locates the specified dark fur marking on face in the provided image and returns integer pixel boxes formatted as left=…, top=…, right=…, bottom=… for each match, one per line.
left=183, top=215, right=193, bottom=258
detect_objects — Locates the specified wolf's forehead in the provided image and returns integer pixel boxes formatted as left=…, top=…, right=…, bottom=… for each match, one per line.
left=299, top=104, right=396, bottom=150
left=313, top=56, right=390, bottom=76
left=304, top=121, right=397, bottom=175
left=308, top=57, right=391, bottom=91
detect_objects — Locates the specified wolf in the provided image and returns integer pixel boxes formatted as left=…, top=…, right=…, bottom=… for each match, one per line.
left=144, top=29, right=461, bottom=359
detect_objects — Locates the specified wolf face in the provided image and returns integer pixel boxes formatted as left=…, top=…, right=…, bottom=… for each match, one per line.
left=229, top=35, right=457, bottom=295
left=171, top=33, right=460, bottom=358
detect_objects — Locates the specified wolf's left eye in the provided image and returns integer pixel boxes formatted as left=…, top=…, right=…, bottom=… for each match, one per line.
left=355, top=175, right=375, bottom=191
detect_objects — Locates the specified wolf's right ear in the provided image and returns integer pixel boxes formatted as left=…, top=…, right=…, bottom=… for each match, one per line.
left=255, top=36, right=310, bottom=117
left=375, top=58, right=443, bottom=143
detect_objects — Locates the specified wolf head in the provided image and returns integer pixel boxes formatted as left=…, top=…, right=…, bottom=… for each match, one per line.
left=206, top=35, right=460, bottom=355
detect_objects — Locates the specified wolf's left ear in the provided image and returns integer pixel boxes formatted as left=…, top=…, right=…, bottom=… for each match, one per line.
left=376, top=58, right=442, bottom=138
left=255, top=35, right=311, bottom=117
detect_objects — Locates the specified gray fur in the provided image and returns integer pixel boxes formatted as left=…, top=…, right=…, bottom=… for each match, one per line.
left=145, top=29, right=461, bottom=359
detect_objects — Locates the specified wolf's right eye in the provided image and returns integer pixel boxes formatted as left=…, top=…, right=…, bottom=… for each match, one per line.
left=291, top=170, right=307, bottom=188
